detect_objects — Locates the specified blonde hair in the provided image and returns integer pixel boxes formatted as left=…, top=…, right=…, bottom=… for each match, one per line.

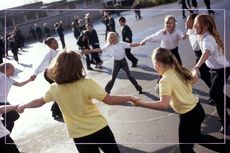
left=195, top=14, right=224, bottom=53
left=0, top=63, right=14, bottom=73
left=106, top=32, right=118, bottom=44
left=152, top=48, right=193, bottom=83
left=47, top=51, right=86, bottom=84
left=163, top=15, right=177, bottom=34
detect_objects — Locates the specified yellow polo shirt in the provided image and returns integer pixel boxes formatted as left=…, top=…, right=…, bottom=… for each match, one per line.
left=159, top=68, right=198, bottom=114
left=43, top=78, right=108, bottom=138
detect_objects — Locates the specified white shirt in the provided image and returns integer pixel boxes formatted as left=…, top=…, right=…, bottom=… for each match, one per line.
left=187, top=29, right=200, bottom=52
left=0, top=73, right=16, bottom=103
left=102, top=41, right=130, bottom=61
left=0, top=115, right=10, bottom=138
left=34, top=48, right=58, bottom=75
left=142, top=28, right=184, bottom=50
left=199, top=32, right=230, bottom=69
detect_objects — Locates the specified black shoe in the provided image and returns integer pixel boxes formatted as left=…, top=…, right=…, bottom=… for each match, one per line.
left=132, top=60, right=138, bottom=67
left=87, top=67, right=93, bottom=70
left=137, top=86, right=143, bottom=94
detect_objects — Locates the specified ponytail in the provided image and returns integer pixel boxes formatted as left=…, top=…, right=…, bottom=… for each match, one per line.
left=153, top=48, right=193, bottom=83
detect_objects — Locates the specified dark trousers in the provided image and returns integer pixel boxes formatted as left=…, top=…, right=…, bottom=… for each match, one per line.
left=0, top=102, right=20, bottom=132
left=91, top=45, right=102, bottom=64
left=179, top=102, right=229, bottom=153
left=59, top=35, right=66, bottom=49
left=195, top=50, right=211, bottom=87
left=73, top=126, right=120, bottom=153
left=204, top=0, right=215, bottom=14
left=170, top=47, right=182, bottom=65
left=179, top=102, right=205, bottom=153
left=105, top=58, right=141, bottom=93
left=125, top=48, right=138, bottom=65
left=209, top=67, right=230, bottom=127
left=85, top=54, right=91, bottom=69
left=0, top=135, right=20, bottom=153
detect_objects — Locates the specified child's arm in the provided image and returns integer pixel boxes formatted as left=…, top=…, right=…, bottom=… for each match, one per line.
left=133, top=95, right=171, bottom=110
left=130, top=42, right=141, bottom=47
left=0, top=105, right=18, bottom=114
left=13, top=76, right=35, bottom=87
left=102, top=94, right=139, bottom=105
left=17, top=98, right=45, bottom=113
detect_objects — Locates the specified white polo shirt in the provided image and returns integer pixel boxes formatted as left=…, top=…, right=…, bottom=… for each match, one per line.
left=34, top=48, right=58, bottom=75
left=141, top=28, right=184, bottom=50
left=187, top=29, right=200, bottom=52
left=0, top=73, right=16, bottom=103
left=199, top=32, right=230, bottom=69
left=102, top=41, right=130, bottom=61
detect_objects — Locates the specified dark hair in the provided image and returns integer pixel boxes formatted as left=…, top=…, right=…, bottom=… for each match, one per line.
left=187, top=13, right=198, bottom=21
left=44, top=37, right=56, bottom=46
left=47, top=51, right=86, bottom=84
left=152, top=48, right=193, bottom=83
left=118, top=16, right=126, bottom=22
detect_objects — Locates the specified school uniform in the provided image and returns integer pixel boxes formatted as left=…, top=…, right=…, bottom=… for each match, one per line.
left=102, top=41, right=142, bottom=94
left=198, top=32, right=230, bottom=127
left=0, top=73, right=20, bottom=132
left=187, top=29, right=211, bottom=87
left=121, top=24, right=138, bottom=67
left=142, top=28, right=184, bottom=65
left=34, top=48, right=63, bottom=121
left=0, top=115, right=20, bottom=153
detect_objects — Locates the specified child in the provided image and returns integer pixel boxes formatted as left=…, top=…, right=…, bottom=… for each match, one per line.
left=133, top=48, right=226, bottom=153
left=17, top=51, right=139, bottom=153
left=77, top=31, right=94, bottom=70
left=140, top=15, right=185, bottom=65
left=89, top=32, right=142, bottom=94
left=0, top=105, right=20, bottom=153
left=185, top=13, right=211, bottom=88
left=193, top=14, right=230, bottom=134
left=0, top=63, right=34, bottom=132
left=118, top=16, right=138, bottom=67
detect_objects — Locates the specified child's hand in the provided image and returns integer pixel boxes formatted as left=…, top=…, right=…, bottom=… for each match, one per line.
left=130, top=97, right=141, bottom=106
left=17, top=104, right=25, bottom=113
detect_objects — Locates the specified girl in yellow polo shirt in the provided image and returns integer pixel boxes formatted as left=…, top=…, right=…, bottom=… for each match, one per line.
left=17, top=51, right=138, bottom=153
left=133, top=48, right=225, bottom=153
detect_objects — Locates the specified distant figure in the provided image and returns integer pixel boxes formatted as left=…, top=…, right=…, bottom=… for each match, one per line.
left=29, top=26, right=36, bottom=40
left=54, top=21, right=66, bottom=49
left=43, top=23, right=50, bottom=38
left=118, top=16, right=138, bottom=67
left=71, top=22, right=81, bottom=40
left=132, top=1, right=142, bottom=20
left=203, top=0, right=215, bottom=15
left=34, top=23, right=43, bottom=43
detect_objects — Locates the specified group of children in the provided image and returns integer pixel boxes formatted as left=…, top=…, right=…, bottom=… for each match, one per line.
left=1, top=12, right=229, bottom=153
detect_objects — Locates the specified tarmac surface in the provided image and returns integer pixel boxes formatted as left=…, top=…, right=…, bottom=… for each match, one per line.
left=3, top=0, right=230, bottom=152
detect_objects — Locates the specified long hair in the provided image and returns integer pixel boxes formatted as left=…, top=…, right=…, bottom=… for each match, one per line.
left=195, top=14, right=224, bottom=53
left=152, top=48, right=193, bottom=83
left=163, top=15, right=177, bottom=35
left=47, top=51, right=86, bottom=84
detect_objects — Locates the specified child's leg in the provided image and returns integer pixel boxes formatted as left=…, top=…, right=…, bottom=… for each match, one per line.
left=105, top=60, right=121, bottom=94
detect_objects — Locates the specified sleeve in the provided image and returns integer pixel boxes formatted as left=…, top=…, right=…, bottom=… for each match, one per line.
left=159, top=79, right=172, bottom=96
left=34, top=52, right=51, bottom=75
left=86, top=79, right=107, bottom=102
left=142, top=30, right=163, bottom=43
left=121, top=41, right=131, bottom=48
left=202, top=36, right=215, bottom=54
left=176, top=29, right=184, bottom=40
left=42, top=85, right=54, bottom=103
